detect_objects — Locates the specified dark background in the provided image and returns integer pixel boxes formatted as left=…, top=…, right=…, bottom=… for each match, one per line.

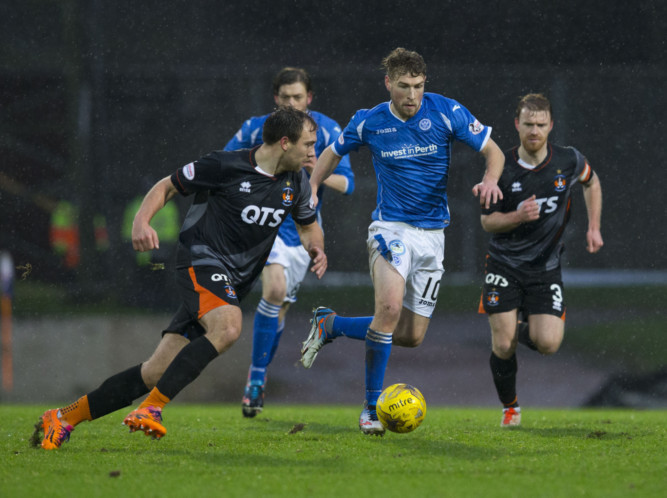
left=1, top=0, right=666, bottom=303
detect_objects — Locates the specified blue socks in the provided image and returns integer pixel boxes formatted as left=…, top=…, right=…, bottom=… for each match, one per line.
left=365, top=328, right=392, bottom=406
left=325, top=316, right=391, bottom=406
left=329, top=316, right=373, bottom=340
left=267, top=320, right=285, bottom=364
left=250, top=298, right=281, bottom=384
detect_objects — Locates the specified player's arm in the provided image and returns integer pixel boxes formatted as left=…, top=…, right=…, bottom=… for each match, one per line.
left=305, top=156, right=354, bottom=194
left=581, top=171, right=603, bottom=253
left=472, top=138, right=505, bottom=209
left=481, top=194, right=540, bottom=233
left=295, top=220, right=327, bottom=279
left=131, top=176, right=178, bottom=252
left=309, top=146, right=343, bottom=207
left=322, top=172, right=351, bottom=193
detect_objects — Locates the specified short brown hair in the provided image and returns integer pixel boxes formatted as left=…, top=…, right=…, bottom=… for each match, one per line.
left=272, top=67, right=312, bottom=95
left=516, top=93, right=553, bottom=120
left=382, top=48, right=427, bottom=81
left=262, top=106, right=317, bottom=145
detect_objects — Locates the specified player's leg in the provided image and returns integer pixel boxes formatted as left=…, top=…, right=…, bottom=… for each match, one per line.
left=480, top=257, right=524, bottom=426
left=36, top=332, right=188, bottom=450
left=527, top=314, right=564, bottom=355
left=488, top=310, right=522, bottom=426
left=124, top=266, right=242, bottom=438
left=391, top=309, right=430, bottom=347
left=243, top=263, right=284, bottom=417
left=358, top=256, right=405, bottom=435
left=523, top=273, right=566, bottom=355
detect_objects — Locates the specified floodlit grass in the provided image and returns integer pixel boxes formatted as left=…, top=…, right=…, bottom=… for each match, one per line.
left=1, top=405, right=664, bottom=497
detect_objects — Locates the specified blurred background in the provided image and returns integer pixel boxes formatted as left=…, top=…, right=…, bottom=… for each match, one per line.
left=1, top=0, right=665, bottom=407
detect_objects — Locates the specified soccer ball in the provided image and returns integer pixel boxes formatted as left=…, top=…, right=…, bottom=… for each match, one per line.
left=376, top=383, right=427, bottom=433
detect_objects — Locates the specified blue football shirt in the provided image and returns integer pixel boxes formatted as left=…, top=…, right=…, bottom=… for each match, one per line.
left=332, top=92, right=491, bottom=229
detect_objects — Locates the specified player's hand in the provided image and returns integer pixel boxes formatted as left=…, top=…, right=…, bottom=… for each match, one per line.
left=516, top=195, right=540, bottom=223
left=308, top=247, right=327, bottom=279
left=309, top=191, right=320, bottom=210
left=472, top=180, right=503, bottom=209
left=586, top=229, right=603, bottom=254
left=132, top=222, right=159, bottom=252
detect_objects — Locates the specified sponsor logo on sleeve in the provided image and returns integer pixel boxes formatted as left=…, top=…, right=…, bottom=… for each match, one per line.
left=468, top=120, right=484, bottom=135
left=183, top=162, right=195, bottom=180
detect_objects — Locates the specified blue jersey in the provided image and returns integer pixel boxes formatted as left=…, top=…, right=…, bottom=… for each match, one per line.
left=332, top=92, right=491, bottom=229
left=225, top=110, right=354, bottom=246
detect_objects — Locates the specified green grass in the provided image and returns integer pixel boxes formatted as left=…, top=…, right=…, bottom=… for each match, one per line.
left=1, top=405, right=664, bottom=497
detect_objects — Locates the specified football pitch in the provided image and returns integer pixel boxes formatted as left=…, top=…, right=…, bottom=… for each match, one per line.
left=1, top=405, right=664, bottom=497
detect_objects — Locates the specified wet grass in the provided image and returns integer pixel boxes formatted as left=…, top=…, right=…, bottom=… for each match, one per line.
left=1, top=404, right=664, bottom=498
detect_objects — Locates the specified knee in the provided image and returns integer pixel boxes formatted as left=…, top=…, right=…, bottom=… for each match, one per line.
left=393, top=335, right=423, bottom=348
left=536, top=338, right=562, bottom=355
left=493, top=338, right=516, bottom=358
left=207, top=325, right=242, bottom=354
left=263, top=283, right=286, bottom=304
left=140, top=362, right=164, bottom=389
left=376, top=301, right=402, bottom=325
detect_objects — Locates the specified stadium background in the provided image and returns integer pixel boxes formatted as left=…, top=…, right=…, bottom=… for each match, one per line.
left=0, top=1, right=665, bottom=405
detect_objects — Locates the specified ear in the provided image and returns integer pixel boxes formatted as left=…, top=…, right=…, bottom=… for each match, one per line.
left=306, top=92, right=313, bottom=107
left=274, top=95, right=281, bottom=106
left=279, top=136, right=290, bottom=151
left=514, top=118, right=520, bottom=132
left=384, top=75, right=392, bottom=92
left=549, top=120, right=554, bottom=132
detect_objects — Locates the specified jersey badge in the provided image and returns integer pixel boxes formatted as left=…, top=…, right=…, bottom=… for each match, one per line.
left=239, top=181, right=251, bottom=193
left=511, top=182, right=522, bottom=192
left=486, top=290, right=500, bottom=307
left=183, top=162, right=195, bottom=180
left=553, top=174, right=567, bottom=192
left=389, top=239, right=406, bottom=256
left=224, top=285, right=237, bottom=299
left=468, top=120, right=484, bottom=135
left=389, top=239, right=405, bottom=267
left=419, top=119, right=432, bottom=131
left=281, top=185, right=294, bottom=206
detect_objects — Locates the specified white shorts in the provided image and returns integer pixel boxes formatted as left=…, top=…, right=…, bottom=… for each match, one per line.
left=367, top=220, right=445, bottom=318
left=266, top=235, right=310, bottom=303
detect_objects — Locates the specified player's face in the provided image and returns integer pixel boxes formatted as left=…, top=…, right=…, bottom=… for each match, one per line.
left=283, top=123, right=317, bottom=171
left=385, top=73, right=425, bottom=120
left=274, top=82, right=313, bottom=112
left=515, top=109, right=553, bottom=154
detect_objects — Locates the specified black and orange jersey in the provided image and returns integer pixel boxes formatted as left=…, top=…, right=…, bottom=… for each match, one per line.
left=482, top=143, right=593, bottom=273
left=170, top=147, right=316, bottom=297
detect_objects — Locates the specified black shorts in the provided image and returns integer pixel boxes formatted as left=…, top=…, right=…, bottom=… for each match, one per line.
left=164, top=266, right=241, bottom=340
left=478, top=257, right=566, bottom=318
